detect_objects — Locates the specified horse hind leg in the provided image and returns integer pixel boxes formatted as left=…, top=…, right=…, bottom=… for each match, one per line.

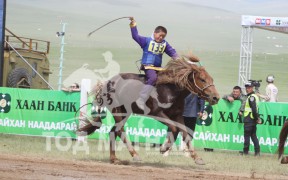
left=160, top=126, right=179, bottom=155
left=281, top=156, right=288, bottom=164
left=109, top=106, right=140, bottom=164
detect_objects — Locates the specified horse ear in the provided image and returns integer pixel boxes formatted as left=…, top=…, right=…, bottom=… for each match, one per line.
left=183, top=51, right=200, bottom=63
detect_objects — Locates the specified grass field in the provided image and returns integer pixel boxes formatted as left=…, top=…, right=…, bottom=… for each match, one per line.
left=5, top=0, right=288, bottom=101
left=47, top=46, right=288, bottom=102
left=0, top=133, right=287, bottom=177
left=2, top=1, right=288, bottom=179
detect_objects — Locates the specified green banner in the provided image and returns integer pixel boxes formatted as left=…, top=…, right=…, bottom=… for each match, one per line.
left=90, top=100, right=288, bottom=154
left=195, top=100, right=288, bottom=153
left=0, top=87, right=80, bottom=137
left=0, top=87, right=287, bottom=154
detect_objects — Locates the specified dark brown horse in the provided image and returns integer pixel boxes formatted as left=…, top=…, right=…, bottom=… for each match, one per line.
left=278, top=120, right=288, bottom=164
left=77, top=55, right=220, bottom=165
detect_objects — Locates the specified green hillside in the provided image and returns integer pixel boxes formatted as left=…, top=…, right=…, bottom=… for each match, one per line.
left=5, top=0, right=288, bottom=101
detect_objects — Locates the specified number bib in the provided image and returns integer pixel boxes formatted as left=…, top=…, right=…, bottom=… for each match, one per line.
left=147, top=40, right=166, bottom=54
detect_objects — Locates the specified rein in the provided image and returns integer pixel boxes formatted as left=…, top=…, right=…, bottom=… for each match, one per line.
left=192, top=72, right=214, bottom=91
left=183, top=71, right=214, bottom=99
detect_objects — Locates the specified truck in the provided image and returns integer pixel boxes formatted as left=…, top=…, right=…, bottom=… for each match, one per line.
left=2, top=28, right=52, bottom=89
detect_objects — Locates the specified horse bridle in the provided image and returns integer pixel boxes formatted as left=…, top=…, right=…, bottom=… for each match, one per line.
left=185, top=72, right=215, bottom=98
left=192, top=72, right=214, bottom=91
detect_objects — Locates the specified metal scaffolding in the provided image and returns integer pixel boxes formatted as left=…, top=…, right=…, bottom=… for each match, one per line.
left=238, top=26, right=253, bottom=87
left=238, top=15, right=288, bottom=88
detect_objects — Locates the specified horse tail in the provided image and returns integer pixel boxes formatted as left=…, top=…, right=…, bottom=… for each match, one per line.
left=76, top=81, right=105, bottom=136
left=89, top=81, right=104, bottom=106
left=77, top=117, right=102, bottom=136
left=278, top=120, right=288, bottom=159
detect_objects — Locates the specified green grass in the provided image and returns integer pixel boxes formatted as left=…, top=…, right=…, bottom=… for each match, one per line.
left=1, top=133, right=287, bottom=176
left=6, top=1, right=288, bottom=102
left=47, top=46, right=288, bottom=102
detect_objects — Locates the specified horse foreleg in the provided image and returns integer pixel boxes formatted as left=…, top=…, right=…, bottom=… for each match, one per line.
left=182, top=133, right=205, bottom=165
left=160, top=125, right=179, bottom=154
left=156, top=112, right=179, bottom=154
left=109, top=125, right=121, bottom=164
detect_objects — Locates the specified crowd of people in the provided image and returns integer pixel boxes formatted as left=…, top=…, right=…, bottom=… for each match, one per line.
left=222, top=75, right=278, bottom=156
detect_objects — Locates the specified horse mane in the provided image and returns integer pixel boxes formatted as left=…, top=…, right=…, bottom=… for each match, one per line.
left=278, top=120, right=288, bottom=159
left=157, top=54, right=201, bottom=90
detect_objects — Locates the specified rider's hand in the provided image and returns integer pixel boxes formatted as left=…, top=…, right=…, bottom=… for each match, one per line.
left=129, top=17, right=136, bottom=27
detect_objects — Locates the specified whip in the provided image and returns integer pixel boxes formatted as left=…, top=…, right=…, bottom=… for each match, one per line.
left=87, top=16, right=131, bottom=37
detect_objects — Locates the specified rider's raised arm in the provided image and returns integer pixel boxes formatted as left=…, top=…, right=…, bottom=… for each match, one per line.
left=130, top=18, right=147, bottom=48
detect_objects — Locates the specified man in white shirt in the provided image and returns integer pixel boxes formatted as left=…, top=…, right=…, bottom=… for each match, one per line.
left=258, top=75, right=278, bottom=102
left=265, top=75, right=278, bottom=102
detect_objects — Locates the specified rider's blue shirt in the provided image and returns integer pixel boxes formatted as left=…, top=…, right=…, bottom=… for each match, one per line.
left=131, top=26, right=178, bottom=67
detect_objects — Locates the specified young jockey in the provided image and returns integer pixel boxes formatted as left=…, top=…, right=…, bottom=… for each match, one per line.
left=129, top=17, right=179, bottom=110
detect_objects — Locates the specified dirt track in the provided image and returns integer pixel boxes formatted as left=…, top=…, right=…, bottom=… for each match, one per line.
left=1, top=154, right=288, bottom=180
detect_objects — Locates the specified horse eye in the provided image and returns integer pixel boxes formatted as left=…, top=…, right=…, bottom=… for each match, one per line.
left=201, top=79, right=206, bottom=83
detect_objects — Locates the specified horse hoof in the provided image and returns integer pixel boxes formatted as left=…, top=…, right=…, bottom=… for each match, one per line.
left=281, top=156, right=288, bottom=164
left=195, top=158, right=206, bottom=165
left=162, top=148, right=172, bottom=157
left=133, top=155, right=142, bottom=162
left=162, top=151, right=169, bottom=157
left=160, top=147, right=171, bottom=155
left=111, top=159, right=130, bottom=165
left=184, top=151, right=190, bottom=157
left=110, top=158, right=120, bottom=164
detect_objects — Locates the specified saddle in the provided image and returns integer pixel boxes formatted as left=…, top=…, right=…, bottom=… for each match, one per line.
left=140, top=64, right=165, bottom=72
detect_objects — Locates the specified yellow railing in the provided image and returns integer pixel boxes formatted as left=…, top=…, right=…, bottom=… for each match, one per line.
left=4, top=28, right=50, bottom=54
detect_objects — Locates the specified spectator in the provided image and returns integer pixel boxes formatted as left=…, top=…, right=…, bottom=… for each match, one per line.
left=163, top=93, right=205, bottom=157
left=62, top=83, right=80, bottom=92
left=241, top=81, right=261, bottom=156
left=182, top=94, right=205, bottom=156
left=257, top=75, right=278, bottom=102
left=222, top=86, right=246, bottom=115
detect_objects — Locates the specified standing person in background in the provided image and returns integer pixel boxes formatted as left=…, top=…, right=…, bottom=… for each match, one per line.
left=182, top=93, right=205, bottom=141
left=258, top=75, right=278, bottom=102
left=242, top=81, right=261, bottom=156
left=182, top=93, right=205, bottom=155
left=163, top=93, right=204, bottom=157
left=222, top=85, right=246, bottom=115
left=129, top=17, right=179, bottom=111
left=61, top=83, right=80, bottom=92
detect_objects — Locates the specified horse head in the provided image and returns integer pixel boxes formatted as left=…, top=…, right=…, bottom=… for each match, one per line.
left=158, top=54, right=219, bottom=105
left=188, top=65, right=219, bottom=105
